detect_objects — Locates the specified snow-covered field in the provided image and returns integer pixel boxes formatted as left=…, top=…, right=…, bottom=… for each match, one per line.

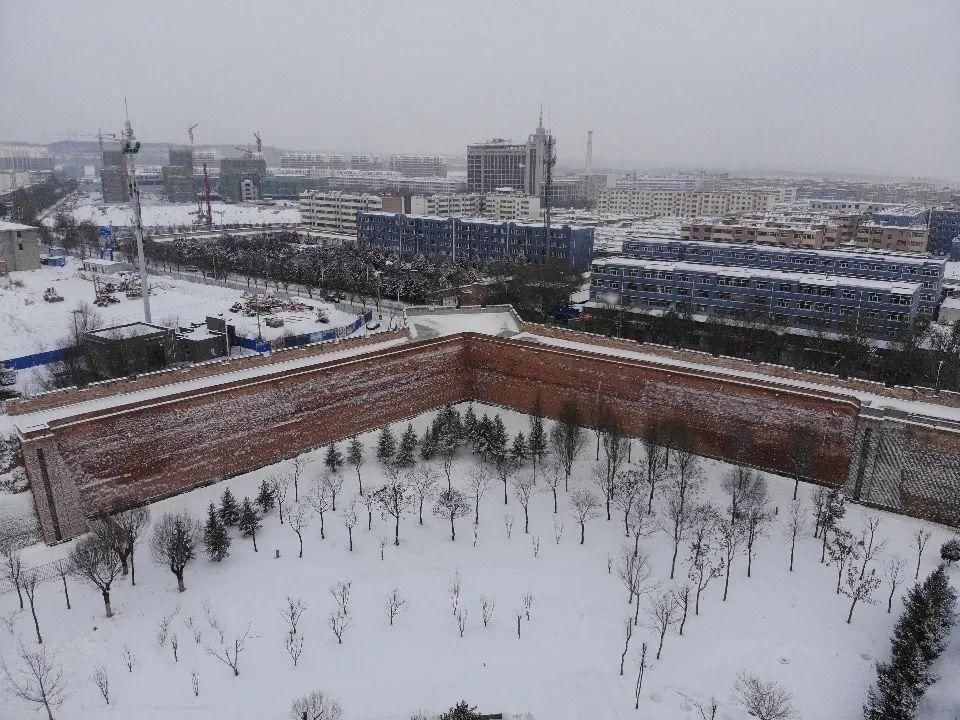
left=0, top=262, right=361, bottom=361
left=0, top=404, right=956, bottom=720
left=48, top=193, right=300, bottom=230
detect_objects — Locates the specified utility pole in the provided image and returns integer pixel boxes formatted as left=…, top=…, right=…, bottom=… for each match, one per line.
left=121, top=101, right=152, bottom=324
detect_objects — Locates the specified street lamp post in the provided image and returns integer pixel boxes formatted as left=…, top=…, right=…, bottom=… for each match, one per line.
left=935, top=359, right=945, bottom=394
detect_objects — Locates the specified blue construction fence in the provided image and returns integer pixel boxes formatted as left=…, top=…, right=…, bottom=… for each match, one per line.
left=2, top=347, right=72, bottom=370
left=234, top=310, right=373, bottom=354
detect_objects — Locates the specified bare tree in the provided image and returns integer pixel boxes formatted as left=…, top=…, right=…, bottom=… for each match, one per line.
left=494, top=455, right=519, bottom=506
left=480, top=595, right=495, bottom=627
left=22, top=571, right=43, bottom=644
left=647, top=589, right=679, bottom=660
left=288, top=505, right=311, bottom=558
left=599, top=414, right=630, bottom=521
left=121, top=645, right=135, bottom=673
left=69, top=533, right=123, bottom=617
left=290, top=690, right=343, bottom=720
left=150, top=510, right=200, bottom=592
left=641, top=423, right=667, bottom=514
left=614, top=469, right=642, bottom=537
left=433, top=488, right=472, bottom=542
left=361, top=493, right=377, bottom=532
left=550, top=398, right=586, bottom=492
left=634, top=642, right=650, bottom=709
left=716, top=510, right=745, bottom=602
left=883, top=555, right=907, bottom=613
left=859, top=516, right=887, bottom=579
left=542, top=455, right=564, bottom=514
left=662, top=449, right=703, bottom=579
left=281, top=596, right=307, bottom=639
left=842, top=564, right=880, bottom=624
left=465, top=463, right=493, bottom=524
left=93, top=507, right=150, bottom=586
left=827, top=527, right=860, bottom=594
left=373, top=476, right=412, bottom=546
left=512, top=474, right=538, bottom=534
left=307, top=482, right=332, bottom=540
left=330, top=581, right=351, bottom=617
left=722, top=464, right=763, bottom=526
left=2, top=546, right=24, bottom=610
left=912, top=528, right=932, bottom=579
left=409, top=467, right=440, bottom=526
left=673, top=583, right=692, bottom=635
left=811, top=486, right=829, bottom=538
left=522, top=592, right=534, bottom=621
left=687, top=517, right=724, bottom=615
left=385, top=588, right=408, bottom=626
left=617, top=544, right=653, bottom=626
left=54, top=560, right=70, bottom=610
left=323, top=472, right=346, bottom=513
left=786, top=425, right=815, bottom=501
left=92, top=664, right=109, bottom=705
left=290, top=455, right=305, bottom=503
left=734, top=672, right=794, bottom=720
left=272, top=476, right=289, bottom=525
left=456, top=609, right=468, bottom=637
left=1, top=641, right=68, bottom=720
left=785, top=500, right=807, bottom=572
left=742, top=479, right=772, bottom=578
left=619, top=617, right=633, bottom=676
left=204, top=622, right=252, bottom=677
left=570, top=489, right=601, bottom=545
left=342, top=502, right=358, bottom=552
left=329, top=611, right=350, bottom=645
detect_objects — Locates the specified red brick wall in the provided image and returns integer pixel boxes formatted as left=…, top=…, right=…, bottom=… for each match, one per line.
left=469, top=335, right=861, bottom=486
left=20, top=332, right=868, bottom=544
left=23, top=337, right=470, bottom=541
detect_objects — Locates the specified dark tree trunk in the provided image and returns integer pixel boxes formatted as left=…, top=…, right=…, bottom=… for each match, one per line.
left=348, top=527, right=353, bottom=551
left=579, top=522, right=585, bottom=545
left=130, top=549, right=137, bottom=587
left=175, top=569, right=186, bottom=593
left=102, top=588, right=114, bottom=618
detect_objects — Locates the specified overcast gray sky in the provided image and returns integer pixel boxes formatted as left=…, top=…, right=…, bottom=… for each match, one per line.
left=2, top=0, right=959, bottom=180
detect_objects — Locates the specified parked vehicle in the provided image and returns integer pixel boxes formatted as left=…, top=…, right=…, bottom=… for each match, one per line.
left=366, top=321, right=381, bottom=331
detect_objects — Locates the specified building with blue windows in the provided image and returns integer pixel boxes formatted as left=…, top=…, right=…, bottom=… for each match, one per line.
left=589, top=257, right=922, bottom=338
left=356, top=212, right=595, bottom=269
left=930, top=208, right=960, bottom=257
left=619, top=236, right=944, bottom=316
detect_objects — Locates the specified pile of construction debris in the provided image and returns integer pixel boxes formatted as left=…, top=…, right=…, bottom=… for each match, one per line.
left=229, top=293, right=315, bottom=318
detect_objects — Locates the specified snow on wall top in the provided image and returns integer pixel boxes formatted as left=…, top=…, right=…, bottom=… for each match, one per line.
left=404, top=306, right=522, bottom=340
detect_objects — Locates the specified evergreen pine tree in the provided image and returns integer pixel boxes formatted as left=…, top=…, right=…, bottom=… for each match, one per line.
left=255, top=479, right=276, bottom=513
left=464, top=405, right=479, bottom=448
left=529, top=413, right=546, bottom=472
left=511, top=431, right=528, bottom=464
left=376, top=426, right=397, bottom=464
left=237, top=497, right=262, bottom=552
left=491, top=415, right=508, bottom=460
left=324, top=442, right=344, bottom=475
left=219, top=487, right=240, bottom=527
left=420, top=426, right=436, bottom=461
left=440, top=700, right=479, bottom=720
left=396, top=423, right=418, bottom=469
left=203, top=502, right=231, bottom=561
left=476, top=415, right=494, bottom=458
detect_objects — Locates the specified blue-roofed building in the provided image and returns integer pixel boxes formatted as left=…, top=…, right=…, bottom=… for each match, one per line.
left=357, top=212, right=595, bottom=269
left=589, top=256, right=922, bottom=338
left=619, top=236, right=944, bottom=316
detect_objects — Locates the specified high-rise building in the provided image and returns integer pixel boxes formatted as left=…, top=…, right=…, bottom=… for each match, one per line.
left=100, top=148, right=130, bottom=203
left=162, top=147, right=196, bottom=202
left=0, top=145, right=55, bottom=172
left=219, top=157, right=266, bottom=203
left=466, top=112, right=554, bottom=196
left=929, top=208, right=960, bottom=256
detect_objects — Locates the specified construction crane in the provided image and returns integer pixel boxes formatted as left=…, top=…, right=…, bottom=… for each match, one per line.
left=254, top=131, right=262, bottom=153
left=187, top=123, right=199, bottom=147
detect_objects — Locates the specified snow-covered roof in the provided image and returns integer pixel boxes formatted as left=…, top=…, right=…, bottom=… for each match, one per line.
left=0, top=220, right=36, bottom=232
left=593, top=257, right=923, bottom=293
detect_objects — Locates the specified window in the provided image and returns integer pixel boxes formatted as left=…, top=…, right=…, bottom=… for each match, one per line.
left=868, top=293, right=882, bottom=302
left=697, top=290, right=709, bottom=298
left=18, top=243, right=24, bottom=251
left=779, top=283, right=791, bottom=292
left=841, top=290, right=856, bottom=299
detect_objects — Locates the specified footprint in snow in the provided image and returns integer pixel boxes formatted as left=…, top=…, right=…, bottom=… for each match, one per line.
left=778, top=657, right=790, bottom=664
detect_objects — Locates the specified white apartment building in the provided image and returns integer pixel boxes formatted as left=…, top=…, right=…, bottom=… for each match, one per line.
left=597, top=189, right=779, bottom=216
left=326, top=170, right=464, bottom=194
left=282, top=153, right=345, bottom=169
left=389, top=155, right=446, bottom=177
left=483, top=192, right=541, bottom=221
left=410, top=193, right=482, bottom=217
left=299, top=191, right=383, bottom=236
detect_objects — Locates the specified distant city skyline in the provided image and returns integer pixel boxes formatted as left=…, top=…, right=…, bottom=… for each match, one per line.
left=2, top=0, right=958, bottom=182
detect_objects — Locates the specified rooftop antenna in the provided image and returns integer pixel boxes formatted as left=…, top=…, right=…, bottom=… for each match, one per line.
left=538, top=105, right=544, bottom=131
left=121, top=99, right=152, bottom=324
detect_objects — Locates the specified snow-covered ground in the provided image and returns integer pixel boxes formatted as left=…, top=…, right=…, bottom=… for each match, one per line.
left=0, top=403, right=956, bottom=720
left=48, top=193, right=300, bottom=230
left=0, top=262, right=361, bottom=362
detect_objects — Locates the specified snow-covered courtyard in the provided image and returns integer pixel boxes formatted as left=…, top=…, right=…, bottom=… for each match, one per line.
left=47, top=193, right=300, bottom=230
left=0, top=262, right=364, bottom=363
left=0, top=403, right=957, bottom=719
